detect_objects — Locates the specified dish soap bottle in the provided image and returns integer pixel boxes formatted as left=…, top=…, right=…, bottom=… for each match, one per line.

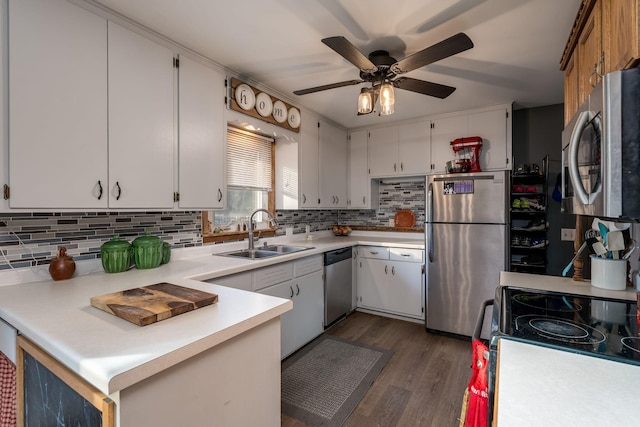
left=49, top=247, right=76, bottom=281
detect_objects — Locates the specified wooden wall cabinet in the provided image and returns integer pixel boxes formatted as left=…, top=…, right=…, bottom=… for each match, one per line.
left=561, top=0, right=640, bottom=125
left=604, top=0, right=640, bottom=72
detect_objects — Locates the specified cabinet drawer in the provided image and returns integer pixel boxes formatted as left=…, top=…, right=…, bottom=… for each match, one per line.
left=389, top=248, right=423, bottom=263
left=359, top=246, right=390, bottom=260
left=294, top=255, right=323, bottom=277
left=253, top=262, right=294, bottom=291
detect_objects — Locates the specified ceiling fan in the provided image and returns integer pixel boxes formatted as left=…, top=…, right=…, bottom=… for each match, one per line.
left=293, top=33, right=474, bottom=115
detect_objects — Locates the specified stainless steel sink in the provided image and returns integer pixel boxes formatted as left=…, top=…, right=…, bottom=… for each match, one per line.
left=218, top=249, right=281, bottom=259
left=260, top=245, right=313, bottom=254
left=216, top=245, right=313, bottom=260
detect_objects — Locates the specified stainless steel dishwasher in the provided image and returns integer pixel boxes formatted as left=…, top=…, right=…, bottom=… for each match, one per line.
left=324, top=247, right=353, bottom=327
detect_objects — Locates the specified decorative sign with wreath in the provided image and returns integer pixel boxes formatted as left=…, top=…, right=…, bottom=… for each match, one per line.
left=228, top=77, right=300, bottom=133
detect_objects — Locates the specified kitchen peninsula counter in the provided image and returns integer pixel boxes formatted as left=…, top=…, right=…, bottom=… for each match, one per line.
left=0, top=231, right=424, bottom=425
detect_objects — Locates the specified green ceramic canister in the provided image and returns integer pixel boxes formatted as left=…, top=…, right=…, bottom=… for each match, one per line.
left=132, top=232, right=163, bottom=269
left=100, top=235, right=132, bottom=273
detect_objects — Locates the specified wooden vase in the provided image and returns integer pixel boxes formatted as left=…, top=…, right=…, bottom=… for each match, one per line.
left=49, top=247, right=76, bottom=281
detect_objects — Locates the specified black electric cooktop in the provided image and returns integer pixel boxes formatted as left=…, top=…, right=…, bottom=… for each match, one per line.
left=494, top=287, right=640, bottom=365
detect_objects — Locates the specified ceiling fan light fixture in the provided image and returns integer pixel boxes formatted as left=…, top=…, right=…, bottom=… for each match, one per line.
left=357, top=88, right=373, bottom=114
left=379, top=81, right=395, bottom=115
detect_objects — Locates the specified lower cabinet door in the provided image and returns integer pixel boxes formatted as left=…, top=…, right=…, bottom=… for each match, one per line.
left=259, top=280, right=296, bottom=358
left=357, top=258, right=387, bottom=312
left=293, top=270, right=324, bottom=350
left=387, top=261, right=423, bottom=319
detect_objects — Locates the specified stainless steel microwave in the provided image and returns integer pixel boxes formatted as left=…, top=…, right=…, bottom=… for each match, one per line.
left=561, top=68, right=640, bottom=220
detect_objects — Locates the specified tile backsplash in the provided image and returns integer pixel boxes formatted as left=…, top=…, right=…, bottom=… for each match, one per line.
left=0, top=180, right=425, bottom=270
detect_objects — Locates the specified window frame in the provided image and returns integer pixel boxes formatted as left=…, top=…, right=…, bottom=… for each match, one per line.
left=202, top=129, right=276, bottom=244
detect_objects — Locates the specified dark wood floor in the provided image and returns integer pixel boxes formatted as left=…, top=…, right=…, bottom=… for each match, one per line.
left=281, top=312, right=472, bottom=427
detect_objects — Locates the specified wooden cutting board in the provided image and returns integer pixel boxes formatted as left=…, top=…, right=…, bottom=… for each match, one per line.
left=90, top=282, right=218, bottom=326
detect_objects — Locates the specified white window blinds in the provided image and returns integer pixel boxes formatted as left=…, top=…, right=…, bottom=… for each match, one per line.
left=226, top=127, right=273, bottom=190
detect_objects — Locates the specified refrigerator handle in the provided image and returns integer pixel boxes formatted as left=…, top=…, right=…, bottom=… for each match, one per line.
left=427, top=183, right=434, bottom=263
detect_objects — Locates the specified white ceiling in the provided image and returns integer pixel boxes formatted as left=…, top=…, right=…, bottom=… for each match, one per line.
left=92, top=0, right=581, bottom=129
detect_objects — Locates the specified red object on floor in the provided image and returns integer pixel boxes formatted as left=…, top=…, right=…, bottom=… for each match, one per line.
left=464, top=340, right=489, bottom=427
left=0, top=351, right=16, bottom=427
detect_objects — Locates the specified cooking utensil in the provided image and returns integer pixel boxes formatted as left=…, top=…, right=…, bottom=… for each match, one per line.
left=595, top=222, right=609, bottom=247
left=607, top=230, right=625, bottom=259
left=585, top=229, right=607, bottom=257
left=562, top=241, right=587, bottom=277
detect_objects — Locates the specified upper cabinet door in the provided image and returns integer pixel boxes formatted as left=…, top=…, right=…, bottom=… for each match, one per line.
left=604, top=0, right=639, bottom=72
left=299, top=113, right=320, bottom=208
left=398, top=120, right=430, bottom=175
left=348, top=130, right=369, bottom=209
left=177, top=56, right=225, bottom=209
left=368, top=126, right=398, bottom=177
left=430, top=115, right=466, bottom=174
left=468, top=108, right=510, bottom=171
left=8, top=0, right=108, bottom=208
left=108, top=22, right=175, bottom=209
left=318, top=120, right=348, bottom=208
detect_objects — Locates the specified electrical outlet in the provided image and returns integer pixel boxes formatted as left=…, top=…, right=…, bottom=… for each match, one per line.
left=561, top=228, right=576, bottom=241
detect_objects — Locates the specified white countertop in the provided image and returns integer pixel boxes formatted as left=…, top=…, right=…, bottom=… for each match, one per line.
left=0, top=231, right=424, bottom=396
left=495, top=338, right=640, bottom=427
left=499, top=271, right=638, bottom=301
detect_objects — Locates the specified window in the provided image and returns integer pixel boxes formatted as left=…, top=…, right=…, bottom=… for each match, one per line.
left=204, top=126, right=275, bottom=238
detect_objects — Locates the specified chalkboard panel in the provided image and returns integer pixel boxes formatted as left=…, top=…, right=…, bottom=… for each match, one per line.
left=23, top=352, right=102, bottom=426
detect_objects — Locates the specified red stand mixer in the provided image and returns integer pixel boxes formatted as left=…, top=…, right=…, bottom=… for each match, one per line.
left=449, top=136, right=483, bottom=173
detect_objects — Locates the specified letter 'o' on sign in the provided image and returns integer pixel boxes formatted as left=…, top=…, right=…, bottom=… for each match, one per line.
left=272, top=100, right=288, bottom=123
left=256, top=92, right=273, bottom=117
left=235, top=84, right=256, bottom=111
left=288, top=107, right=301, bottom=129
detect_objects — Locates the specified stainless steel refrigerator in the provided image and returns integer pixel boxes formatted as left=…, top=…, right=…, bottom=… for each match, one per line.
left=425, top=171, right=508, bottom=337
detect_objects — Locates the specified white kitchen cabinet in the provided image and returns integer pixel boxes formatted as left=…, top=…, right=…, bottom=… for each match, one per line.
left=368, top=126, right=399, bottom=177
left=8, top=0, right=108, bottom=208
left=357, top=246, right=424, bottom=320
left=348, top=130, right=370, bottom=209
left=398, top=120, right=431, bottom=175
left=275, top=138, right=299, bottom=209
left=430, top=104, right=512, bottom=174
left=177, top=55, right=225, bottom=209
left=206, top=271, right=253, bottom=292
left=298, top=112, right=320, bottom=208
left=468, top=108, right=511, bottom=171
left=259, top=279, right=298, bottom=357
left=108, top=21, right=175, bottom=209
left=430, top=114, right=467, bottom=174
left=249, top=255, right=324, bottom=359
left=368, top=122, right=431, bottom=177
left=318, top=120, right=348, bottom=208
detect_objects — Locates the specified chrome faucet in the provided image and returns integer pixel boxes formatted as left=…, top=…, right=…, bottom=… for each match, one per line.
left=248, top=209, right=277, bottom=251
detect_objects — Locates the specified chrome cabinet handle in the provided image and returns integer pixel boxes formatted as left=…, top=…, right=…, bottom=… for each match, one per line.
left=370, top=251, right=379, bottom=255
left=115, top=182, right=122, bottom=200
left=217, top=188, right=223, bottom=202
left=97, top=180, right=103, bottom=200
left=296, top=284, right=300, bottom=295
left=400, top=254, right=411, bottom=257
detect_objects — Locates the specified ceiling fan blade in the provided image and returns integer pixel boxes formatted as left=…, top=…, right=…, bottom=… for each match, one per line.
left=393, top=77, right=456, bottom=99
left=293, top=79, right=364, bottom=95
left=321, top=36, right=377, bottom=73
left=390, top=32, right=473, bottom=75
